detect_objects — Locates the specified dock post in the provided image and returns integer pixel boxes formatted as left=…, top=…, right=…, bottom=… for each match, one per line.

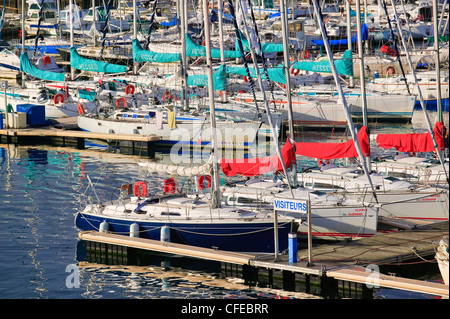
left=76, top=137, right=85, bottom=150
left=273, top=211, right=280, bottom=261
left=288, top=232, right=297, bottom=263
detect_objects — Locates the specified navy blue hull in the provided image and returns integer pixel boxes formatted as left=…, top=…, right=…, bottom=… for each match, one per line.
left=75, top=212, right=292, bottom=253
left=414, top=98, right=449, bottom=112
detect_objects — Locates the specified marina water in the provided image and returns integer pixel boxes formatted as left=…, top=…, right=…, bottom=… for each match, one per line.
left=0, top=113, right=445, bottom=299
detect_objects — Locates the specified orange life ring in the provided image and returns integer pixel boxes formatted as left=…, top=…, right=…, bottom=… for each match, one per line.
left=162, top=91, right=174, bottom=102
left=53, top=93, right=64, bottom=104
left=301, top=50, right=310, bottom=59
left=385, top=66, right=396, bottom=77
left=198, top=175, right=212, bottom=190
left=324, top=17, right=330, bottom=24
left=243, top=76, right=248, bottom=83
left=116, top=97, right=127, bottom=108
left=134, top=181, right=148, bottom=197
left=125, top=84, right=135, bottom=95
left=77, top=103, right=85, bottom=115
left=163, top=178, right=176, bottom=194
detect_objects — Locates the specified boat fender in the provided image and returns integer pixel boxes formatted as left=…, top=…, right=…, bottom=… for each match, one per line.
left=134, top=181, right=148, bottom=197
left=160, top=226, right=170, bottom=242
left=198, top=175, right=212, bottom=190
left=162, top=91, right=174, bottom=102
left=116, top=97, right=127, bottom=108
left=301, top=50, right=310, bottom=59
left=77, top=103, right=85, bottom=115
left=243, top=76, right=248, bottom=83
left=125, top=84, right=135, bottom=95
left=99, top=221, right=109, bottom=233
left=163, top=178, right=176, bottom=194
left=53, top=93, right=64, bottom=104
left=385, top=66, right=396, bottom=77
left=130, top=223, right=140, bottom=238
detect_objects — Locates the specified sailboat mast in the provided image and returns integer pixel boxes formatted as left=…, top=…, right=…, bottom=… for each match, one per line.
left=180, top=0, right=189, bottom=110
left=218, top=0, right=227, bottom=102
left=70, top=0, right=75, bottom=80
left=432, top=0, right=443, bottom=124
left=238, top=0, right=293, bottom=194
left=202, top=0, right=221, bottom=208
left=311, top=0, right=378, bottom=202
left=133, top=0, right=137, bottom=74
left=346, top=0, right=354, bottom=88
left=389, top=0, right=448, bottom=183
left=355, top=0, right=370, bottom=171
left=280, top=0, right=297, bottom=187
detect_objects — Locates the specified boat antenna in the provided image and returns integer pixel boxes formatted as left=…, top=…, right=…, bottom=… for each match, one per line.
left=311, top=0, right=378, bottom=203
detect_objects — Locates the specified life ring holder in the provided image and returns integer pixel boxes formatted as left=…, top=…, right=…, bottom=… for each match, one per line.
left=53, top=93, right=64, bottom=104
left=125, top=84, right=135, bottom=95
left=164, top=178, right=177, bottom=194
left=301, top=50, right=311, bottom=59
left=116, top=97, right=127, bottom=108
left=385, top=66, right=396, bottom=77
left=134, top=181, right=148, bottom=197
left=198, top=175, right=212, bottom=190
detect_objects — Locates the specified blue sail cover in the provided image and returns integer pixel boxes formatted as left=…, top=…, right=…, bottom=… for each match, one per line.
left=161, top=13, right=177, bottom=27
left=226, top=65, right=286, bottom=84
left=70, top=47, right=127, bottom=73
left=312, top=23, right=368, bottom=46
left=292, top=50, right=353, bottom=76
left=187, top=65, right=226, bottom=91
left=133, top=39, right=181, bottom=63
left=19, top=52, right=66, bottom=82
left=185, top=33, right=241, bottom=59
left=236, top=30, right=283, bottom=53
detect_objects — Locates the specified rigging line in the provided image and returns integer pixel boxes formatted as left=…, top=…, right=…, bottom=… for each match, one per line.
left=99, top=0, right=114, bottom=60
left=226, top=0, right=260, bottom=115
left=246, top=0, right=277, bottom=111
left=380, top=0, right=411, bottom=95
left=144, top=0, right=159, bottom=50
left=33, top=0, right=46, bottom=59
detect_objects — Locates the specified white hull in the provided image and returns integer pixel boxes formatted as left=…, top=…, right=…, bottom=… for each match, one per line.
left=77, top=113, right=261, bottom=148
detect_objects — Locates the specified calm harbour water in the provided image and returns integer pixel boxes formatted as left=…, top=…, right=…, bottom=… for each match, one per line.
left=0, top=113, right=447, bottom=301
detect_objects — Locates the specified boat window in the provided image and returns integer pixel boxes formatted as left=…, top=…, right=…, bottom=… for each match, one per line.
left=30, top=4, right=40, bottom=10
left=45, top=12, right=55, bottom=19
left=161, top=212, right=181, bottom=216
left=313, top=182, right=344, bottom=190
left=237, top=197, right=257, bottom=204
left=31, top=13, right=39, bottom=19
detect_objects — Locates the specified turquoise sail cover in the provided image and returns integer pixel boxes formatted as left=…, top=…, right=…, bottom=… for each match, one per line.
left=133, top=39, right=181, bottom=63
left=292, top=50, right=353, bottom=76
left=226, top=65, right=286, bottom=84
left=187, top=65, right=226, bottom=91
left=70, top=47, right=127, bottom=73
left=20, top=52, right=66, bottom=82
left=185, top=34, right=241, bottom=59
left=236, top=30, right=283, bottom=53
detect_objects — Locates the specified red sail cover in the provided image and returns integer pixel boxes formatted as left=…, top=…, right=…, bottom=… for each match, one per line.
left=220, top=139, right=296, bottom=177
left=376, top=122, right=447, bottom=153
left=294, top=126, right=370, bottom=159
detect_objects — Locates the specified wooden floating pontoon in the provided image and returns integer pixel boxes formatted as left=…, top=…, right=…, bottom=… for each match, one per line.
left=0, top=126, right=160, bottom=155
left=79, top=221, right=449, bottom=298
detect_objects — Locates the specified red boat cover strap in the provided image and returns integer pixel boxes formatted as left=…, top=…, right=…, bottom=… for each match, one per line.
left=294, top=126, right=370, bottom=160
left=220, top=138, right=296, bottom=177
left=376, top=122, right=447, bottom=153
